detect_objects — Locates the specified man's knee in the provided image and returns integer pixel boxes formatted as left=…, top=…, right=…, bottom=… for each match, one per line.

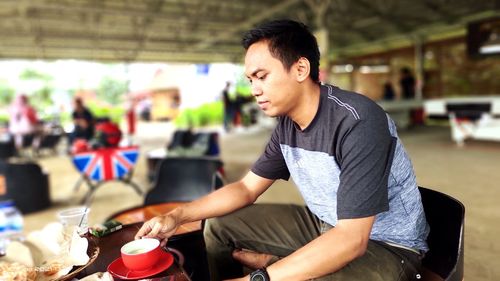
left=204, top=216, right=230, bottom=249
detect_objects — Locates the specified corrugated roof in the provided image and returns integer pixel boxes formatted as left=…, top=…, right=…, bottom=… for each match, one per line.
left=0, top=0, right=497, bottom=62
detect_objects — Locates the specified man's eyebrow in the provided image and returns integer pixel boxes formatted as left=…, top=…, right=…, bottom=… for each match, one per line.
left=249, top=68, right=265, bottom=77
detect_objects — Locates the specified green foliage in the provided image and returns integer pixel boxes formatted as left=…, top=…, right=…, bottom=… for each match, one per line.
left=0, top=112, right=9, bottom=124
left=97, top=76, right=129, bottom=105
left=58, top=111, right=73, bottom=127
left=31, top=86, right=54, bottom=110
left=19, top=69, right=53, bottom=81
left=86, top=102, right=125, bottom=124
left=19, top=68, right=54, bottom=110
left=0, top=80, right=15, bottom=106
left=174, top=102, right=223, bottom=128
left=235, top=75, right=251, bottom=97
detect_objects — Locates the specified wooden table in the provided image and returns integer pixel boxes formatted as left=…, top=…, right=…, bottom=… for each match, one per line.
left=109, top=202, right=203, bottom=236
left=77, top=223, right=192, bottom=281
left=99, top=203, right=210, bottom=281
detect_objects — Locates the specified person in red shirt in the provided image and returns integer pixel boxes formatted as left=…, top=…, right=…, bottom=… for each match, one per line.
left=8, top=94, right=39, bottom=151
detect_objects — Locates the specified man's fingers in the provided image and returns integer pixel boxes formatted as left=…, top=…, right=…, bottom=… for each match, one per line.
left=134, top=222, right=153, bottom=240
left=160, top=238, right=169, bottom=248
left=134, top=215, right=175, bottom=241
left=146, top=220, right=164, bottom=238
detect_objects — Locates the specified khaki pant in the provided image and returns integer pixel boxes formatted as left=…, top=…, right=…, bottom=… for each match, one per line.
left=204, top=204, right=422, bottom=281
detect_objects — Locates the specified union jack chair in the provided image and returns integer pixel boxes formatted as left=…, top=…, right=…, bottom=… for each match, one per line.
left=72, top=146, right=143, bottom=205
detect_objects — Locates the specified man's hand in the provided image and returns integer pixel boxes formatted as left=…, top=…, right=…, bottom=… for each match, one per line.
left=75, top=118, right=89, bottom=128
left=134, top=214, right=178, bottom=247
left=232, top=249, right=276, bottom=270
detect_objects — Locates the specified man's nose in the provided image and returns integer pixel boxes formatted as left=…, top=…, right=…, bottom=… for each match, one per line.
left=251, top=85, right=262, bottom=97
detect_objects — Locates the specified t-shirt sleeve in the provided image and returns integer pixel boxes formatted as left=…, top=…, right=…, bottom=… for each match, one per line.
left=26, top=107, right=38, bottom=124
left=251, top=126, right=290, bottom=180
left=336, top=114, right=395, bottom=219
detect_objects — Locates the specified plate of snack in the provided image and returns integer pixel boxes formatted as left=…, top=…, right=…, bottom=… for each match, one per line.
left=0, top=222, right=99, bottom=281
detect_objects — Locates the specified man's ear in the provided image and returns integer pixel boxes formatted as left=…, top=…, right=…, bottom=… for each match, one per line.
left=295, top=57, right=310, bottom=82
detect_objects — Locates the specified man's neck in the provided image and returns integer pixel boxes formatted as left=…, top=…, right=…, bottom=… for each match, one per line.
left=289, top=82, right=321, bottom=131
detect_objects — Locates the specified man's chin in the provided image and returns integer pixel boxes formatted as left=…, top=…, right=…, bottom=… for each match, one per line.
left=262, top=111, right=279, bottom=118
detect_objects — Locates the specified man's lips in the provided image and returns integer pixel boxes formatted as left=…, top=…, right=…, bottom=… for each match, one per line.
left=257, top=101, right=269, bottom=109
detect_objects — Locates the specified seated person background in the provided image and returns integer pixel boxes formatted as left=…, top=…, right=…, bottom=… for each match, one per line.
left=69, top=97, right=94, bottom=145
left=8, top=94, right=40, bottom=152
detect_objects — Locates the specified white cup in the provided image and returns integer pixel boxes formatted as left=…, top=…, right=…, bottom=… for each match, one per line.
left=57, top=206, right=90, bottom=235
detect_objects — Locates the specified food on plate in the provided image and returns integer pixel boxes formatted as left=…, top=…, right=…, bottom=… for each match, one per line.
left=4, top=241, right=34, bottom=267
left=0, top=222, right=90, bottom=281
left=0, top=261, right=37, bottom=281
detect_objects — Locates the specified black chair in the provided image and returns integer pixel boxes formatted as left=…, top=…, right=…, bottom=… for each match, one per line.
left=145, top=157, right=224, bottom=205
left=0, top=160, right=51, bottom=214
left=37, top=133, right=62, bottom=155
left=167, top=129, right=196, bottom=151
left=0, top=140, right=16, bottom=159
left=147, top=157, right=223, bottom=281
left=419, top=186, right=465, bottom=281
left=167, top=130, right=220, bottom=157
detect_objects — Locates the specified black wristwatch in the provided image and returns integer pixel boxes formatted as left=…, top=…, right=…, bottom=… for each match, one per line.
left=250, top=268, right=270, bottom=281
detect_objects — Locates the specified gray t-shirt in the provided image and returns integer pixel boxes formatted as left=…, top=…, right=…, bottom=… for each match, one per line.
left=251, top=84, right=429, bottom=252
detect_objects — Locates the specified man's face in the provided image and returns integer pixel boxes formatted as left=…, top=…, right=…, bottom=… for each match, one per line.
left=244, top=41, right=299, bottom=117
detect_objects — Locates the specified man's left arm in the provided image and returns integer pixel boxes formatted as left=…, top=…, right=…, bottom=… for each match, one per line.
left=269, top=216, right=374, bottom=281
left=229, top=216, right=375, bottom=281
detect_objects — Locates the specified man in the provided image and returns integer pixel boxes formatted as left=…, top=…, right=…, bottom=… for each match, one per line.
left=400, top=67, right=416, bottom=100
left=136, top=19, right=429, bottom=281
left=70, top=97, right=94, bottom=144
left=222, top=81, right=234, bottom=132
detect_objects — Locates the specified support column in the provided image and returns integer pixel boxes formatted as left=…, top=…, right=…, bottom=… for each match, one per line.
left=305, top=0, right=331, bottom=82
left=413, top=35, right=425, bottom=100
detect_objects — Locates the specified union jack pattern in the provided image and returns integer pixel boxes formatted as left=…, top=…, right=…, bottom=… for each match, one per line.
left=72, top=146, right=139, bottom=181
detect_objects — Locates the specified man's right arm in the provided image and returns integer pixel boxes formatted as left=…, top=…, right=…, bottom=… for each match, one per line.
left=134, top=171, right=274, bottom=243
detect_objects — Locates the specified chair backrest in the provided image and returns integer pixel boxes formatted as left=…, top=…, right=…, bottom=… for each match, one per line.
left=419, top=186, right=465, bottom=281
left=167, top=130, right=220, bottom=157
left=0, top=161, right=51, bottom=214
left=145, top=157, right=223, bottom=205
left=0, top=140, right=16, bottom=159
left=167, top=130, right=196, bottom=150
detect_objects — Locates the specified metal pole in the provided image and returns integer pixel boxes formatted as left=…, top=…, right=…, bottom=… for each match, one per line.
left=414, top=35, right=425, bottom=100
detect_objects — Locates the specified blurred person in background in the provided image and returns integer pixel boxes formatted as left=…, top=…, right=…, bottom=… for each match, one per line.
left=383, top=81, right=395, bottom=101
left=69, top=97, right=94, bottom=145
left=222, top=81, right=234, bottom=132
left=400, top=67, right=416, bottom=100
left=8, top=94, right=40, bottom=152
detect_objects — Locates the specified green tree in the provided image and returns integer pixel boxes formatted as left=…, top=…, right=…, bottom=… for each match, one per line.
left=0, top=80, right=15, bottom=106
left=96, top=76, right=129, bottom=104
left=19, top=68, right=54, bottom=110
left=19, top=68, right=52, bottom=81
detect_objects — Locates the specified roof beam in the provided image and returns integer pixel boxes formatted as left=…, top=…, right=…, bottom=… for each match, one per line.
left=334, top=10, right=500, bottom=58
left=193, top=0, right=301, bottom=51
left=422, top=0, right=455, bottom=23
left=0, top=45, right=241, bottom=63
left=355, top=0, right=412, bottom=33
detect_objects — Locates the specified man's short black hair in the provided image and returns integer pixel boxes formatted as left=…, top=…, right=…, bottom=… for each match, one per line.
left=242, top=19, right=321, bottom=83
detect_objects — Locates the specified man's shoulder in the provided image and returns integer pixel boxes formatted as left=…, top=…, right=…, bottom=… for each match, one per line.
left=83, top=108, right=94, bottom=116
left=323, top=84, right=385, bottom=120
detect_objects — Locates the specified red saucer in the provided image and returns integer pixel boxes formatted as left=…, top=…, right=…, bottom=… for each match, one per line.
left=107, top=250, right=174, bottom=280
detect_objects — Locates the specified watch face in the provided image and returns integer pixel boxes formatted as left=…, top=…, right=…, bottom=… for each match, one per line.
left=251, top=273, right=265, bottom=281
